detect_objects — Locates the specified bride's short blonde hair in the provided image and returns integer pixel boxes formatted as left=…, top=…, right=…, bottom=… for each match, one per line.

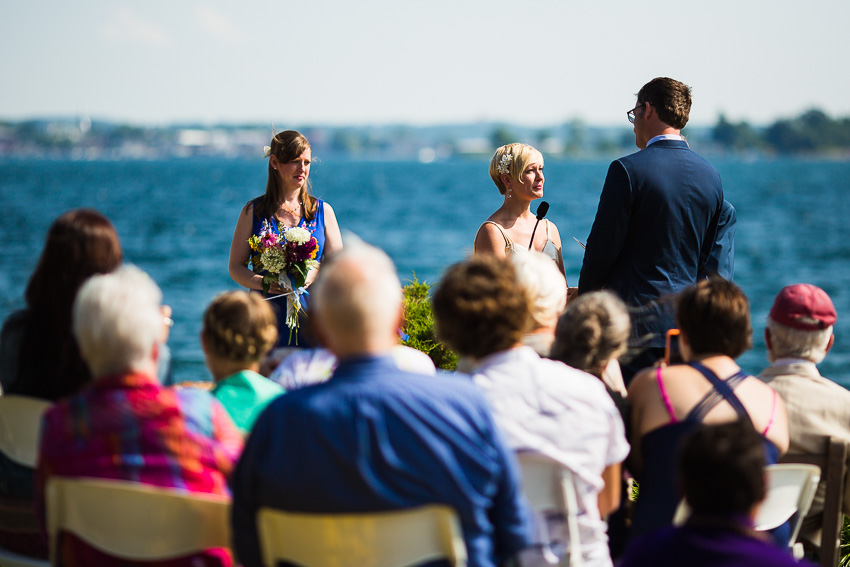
left=489, top=143, right=543, bottom=195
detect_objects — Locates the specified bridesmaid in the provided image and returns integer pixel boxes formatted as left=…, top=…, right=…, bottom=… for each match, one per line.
left=228, top=130, right=342, bottom=347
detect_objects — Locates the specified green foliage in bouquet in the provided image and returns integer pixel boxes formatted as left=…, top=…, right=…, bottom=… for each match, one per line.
left=401, top=276, right=458, bottom=371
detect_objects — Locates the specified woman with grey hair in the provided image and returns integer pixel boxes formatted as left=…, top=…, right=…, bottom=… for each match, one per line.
left=36, top=265, right=243, bottom=566
left=550, top=291, right=630, bottom=398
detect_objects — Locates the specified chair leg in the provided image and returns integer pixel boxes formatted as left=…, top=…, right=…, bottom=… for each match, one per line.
left=820, top=439, right=846, bottom=567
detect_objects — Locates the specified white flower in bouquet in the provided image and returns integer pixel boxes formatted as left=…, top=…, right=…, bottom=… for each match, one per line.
left=283, top=227, right=312, bottom=244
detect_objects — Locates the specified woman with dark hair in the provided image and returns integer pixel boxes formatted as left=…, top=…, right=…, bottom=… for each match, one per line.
left=228, top=130, right=343, bottom=347
left=627, top=277, right=790, bottom=542
left=433, top=255, right=628, bottom=567
left=0, top=208, right=122, bottom=558
left=0, top=208, right=123, bottom=399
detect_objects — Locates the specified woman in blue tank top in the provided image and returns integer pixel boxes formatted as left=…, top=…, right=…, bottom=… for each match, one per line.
left=228, top=130, right=343, bottom=347
left=627, top=278, right=790, bottom=546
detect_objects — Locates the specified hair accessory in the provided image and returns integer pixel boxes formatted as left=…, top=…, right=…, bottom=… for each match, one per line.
left=263, top=145, right=272, bottom=158
left=769, top=283, right=837, bottom=331
left=496, top=153, right=513, bottom=175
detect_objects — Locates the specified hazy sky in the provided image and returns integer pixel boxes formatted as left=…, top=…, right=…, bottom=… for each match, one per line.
left=2, top=0, right=848, bottom=127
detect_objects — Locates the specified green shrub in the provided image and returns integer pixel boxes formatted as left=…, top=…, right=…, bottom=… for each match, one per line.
left=840, top=515, right=850, bottom=566
left=401, top=276, right=458, bottom=371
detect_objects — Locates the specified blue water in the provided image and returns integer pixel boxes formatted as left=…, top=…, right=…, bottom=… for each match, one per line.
left=2, top=156, right=850, bottom=386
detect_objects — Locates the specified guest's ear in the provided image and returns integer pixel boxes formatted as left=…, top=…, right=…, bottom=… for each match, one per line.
left=826, top=333, right=835, bottom=354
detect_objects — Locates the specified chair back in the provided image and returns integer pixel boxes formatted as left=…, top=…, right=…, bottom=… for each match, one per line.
left=45, top=477, right=231, bottom=565
left=780, top=436, right=849, bottom=567
left=257, top=505, right=467, bottom=567
left=516, top=451, right=584, bottom=567
left=672, top=463, right=820, bottom=549
left=755, top=463, right=820, bottom=536
left=0, top=395, right=51, bottom=467
left=0, top=547, right=50, bottom=567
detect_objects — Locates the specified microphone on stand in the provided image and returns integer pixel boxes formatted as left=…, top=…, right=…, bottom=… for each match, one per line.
left=528, top=201, right=549, bottom=250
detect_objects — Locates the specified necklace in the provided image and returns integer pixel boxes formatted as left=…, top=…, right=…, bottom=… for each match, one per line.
left=278, top=201, right=302, bottom=216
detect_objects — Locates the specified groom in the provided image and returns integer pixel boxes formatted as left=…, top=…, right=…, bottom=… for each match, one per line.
left=578, top=77, right=724, bottom=381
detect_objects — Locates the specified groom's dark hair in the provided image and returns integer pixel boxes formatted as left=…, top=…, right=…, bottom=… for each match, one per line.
left=637, top=77, right=692, bottom=129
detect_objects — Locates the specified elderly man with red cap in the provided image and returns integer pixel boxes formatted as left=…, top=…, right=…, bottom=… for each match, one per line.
left=758, top=283, right=850, bottom=554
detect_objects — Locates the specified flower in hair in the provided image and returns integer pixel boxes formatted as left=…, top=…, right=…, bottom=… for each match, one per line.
left=496, top=153, right=512, bottom=175
left=263, top=145, right=272, bottom=158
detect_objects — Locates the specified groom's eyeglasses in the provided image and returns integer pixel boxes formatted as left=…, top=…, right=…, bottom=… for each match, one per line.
left=627, top=102, right=645, bottom=124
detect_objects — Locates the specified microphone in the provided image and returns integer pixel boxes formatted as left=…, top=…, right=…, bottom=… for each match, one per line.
left=528, top=201, right=549, bottom=250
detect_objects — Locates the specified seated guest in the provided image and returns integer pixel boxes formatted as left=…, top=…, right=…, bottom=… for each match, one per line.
left=432, top=255, right=628, bottom=567
left=36, top=266, right=243, bottom=567
left=550, top=290, right=631, bottom=404
left=758, top=284, right=850, bottom=551
left=512, top=250, right=568, bottom=357
left=231, top=242, right=530, bottom=567
left=549, top=291, right=633, bottom=559
left=0, top=209, right=123, bottom=399
left=620, top=420, right=808, bottom=567
left=203, top=291, right=284, bottom=434
left=0, top=209, right=122, bottom=558
left=628, top=277, right=790, bottom=542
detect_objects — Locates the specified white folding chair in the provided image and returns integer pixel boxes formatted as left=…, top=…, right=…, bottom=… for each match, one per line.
left=516, top=452, right=584, bottom=567
left=257, top=504, right=468, bottom=567
left=45, top=477, right=231, bottom=565
left=780, top=437, right=849, bottom=567
left=0, top=547, right=50, bottom=567
left=755, top=464, right=820, bottom=539
left=0, top=395, right=52, bottom=468
left=0, top=395, right=52, bottom=566
left=673, top=462, right=821, bottom=554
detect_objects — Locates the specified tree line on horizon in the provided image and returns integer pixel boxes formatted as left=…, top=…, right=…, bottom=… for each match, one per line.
left=2, top=108, right=849, bottom=158
left=712, top=108, right=850, bottom=154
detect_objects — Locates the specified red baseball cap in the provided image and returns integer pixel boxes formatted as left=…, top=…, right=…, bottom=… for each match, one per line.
left=769, top=284, right=837, bottom=331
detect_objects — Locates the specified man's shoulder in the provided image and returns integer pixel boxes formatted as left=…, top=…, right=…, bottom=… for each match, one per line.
left=618, top=142, right=717, bottom=170
left=760, top=363, right=850, bottom=397
left=271, top=365, right=483, bottom=412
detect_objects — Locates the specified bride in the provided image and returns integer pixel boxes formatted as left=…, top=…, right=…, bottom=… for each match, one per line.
left=474, top=143, right=566, bottom=281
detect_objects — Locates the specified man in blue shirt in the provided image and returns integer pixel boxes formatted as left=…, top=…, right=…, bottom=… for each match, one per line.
left=578, top=77, right=724, bottom=381
left=231, top=240, right=531, bottom=567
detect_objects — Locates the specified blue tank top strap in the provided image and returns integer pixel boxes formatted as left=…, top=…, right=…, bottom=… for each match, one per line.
left=684, top=362, right=753, bottom=424
left=685, top=370, right=749, bottom=422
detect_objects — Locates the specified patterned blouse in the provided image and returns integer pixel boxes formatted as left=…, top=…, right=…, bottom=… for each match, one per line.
left=36, top=371, right=243, bottom=566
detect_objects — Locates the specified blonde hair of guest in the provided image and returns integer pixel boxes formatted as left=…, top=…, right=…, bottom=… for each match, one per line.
left=201, top=291, right=278, bottom=381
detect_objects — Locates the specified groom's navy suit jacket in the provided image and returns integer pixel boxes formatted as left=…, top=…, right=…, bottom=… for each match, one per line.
left=578, top=139, right=723, bottom=347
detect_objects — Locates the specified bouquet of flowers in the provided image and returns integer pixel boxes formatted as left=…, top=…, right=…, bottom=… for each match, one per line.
left=248, top=220, right=320, bottom=336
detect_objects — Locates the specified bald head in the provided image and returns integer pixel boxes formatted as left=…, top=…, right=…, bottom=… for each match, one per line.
left=311, top=241, right=403, bottom=358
